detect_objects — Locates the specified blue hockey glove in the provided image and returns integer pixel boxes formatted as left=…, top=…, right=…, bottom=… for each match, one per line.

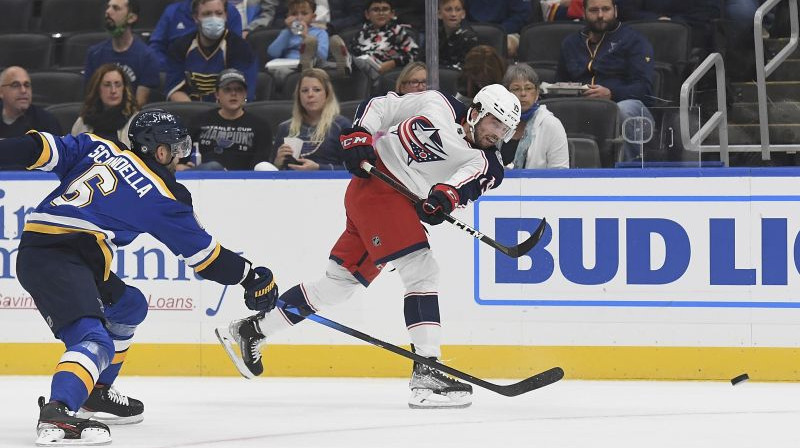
left=339, top=125, right=376, bottom=178
left=416, top=184, right=459, bottom=225
left=241, top=266, right=278, bottom=312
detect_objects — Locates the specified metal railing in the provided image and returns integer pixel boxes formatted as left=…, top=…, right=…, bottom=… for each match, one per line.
left=680, top=53, right=729, bottom=166
left=754, top=0, right=799, bottom=160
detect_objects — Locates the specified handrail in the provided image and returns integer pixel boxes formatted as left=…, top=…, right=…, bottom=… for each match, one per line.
left=754, top=0, right=799, bottom=160
left=680, top=53, right=729, bottom=166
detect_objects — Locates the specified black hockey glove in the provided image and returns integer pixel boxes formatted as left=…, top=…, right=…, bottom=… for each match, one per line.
left=339, top=125, right=376, bottom=178
left=416, top=184, right=459, bottom=226
left=241, top=266, right=278, bottom=312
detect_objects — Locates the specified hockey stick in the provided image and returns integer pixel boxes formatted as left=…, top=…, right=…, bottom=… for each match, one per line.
left=360, top=161, right=546, bottom=259
left=278, top=301, right=564, bottom=397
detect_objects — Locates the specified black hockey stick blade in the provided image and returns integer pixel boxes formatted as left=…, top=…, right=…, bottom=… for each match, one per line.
left=281, top=300, right=564, bottom=397
left=361, top=161, right=546, bottom=259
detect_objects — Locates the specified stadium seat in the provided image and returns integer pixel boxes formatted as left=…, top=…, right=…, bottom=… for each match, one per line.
left=523, top=61, right=558, bottom=84
left=0, top=34, right=54, bottom=71
left=335, top=26, right=361, bottom=50
left=518, top=22, right=583, bottom=69
left=60, top=32, right=109, bottom=70
left=0, top=0, right=34, bottom=33
left=45, top=102, right=83, bottom=134
left=134, top=0, right=173, bottom=31
left=568, top=137, right=602, bottom=168
left=256, top=71, right=275, bottom=101
left=142, top=101, right=216, bottom=126
left=39, top=0, right=107, bottom=34
left=542, top=97, right=620, bottom=168
left=282, top=69, right=370, bottom=102
left=469, top=22, right=508, bottom=58
left=627, top=20, right=691, bottom=102
left=339, top=99, right=363, bottom=122
left=246, top=28, right=282, bottom=70
left=374, top=68, right=403, bottom=96
left=243, top=100, right=294, bottom=140
left=30, top=71, right=85, bottom=106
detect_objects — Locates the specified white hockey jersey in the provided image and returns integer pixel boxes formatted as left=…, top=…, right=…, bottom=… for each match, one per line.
left=353, top=90, right=505, bottom=205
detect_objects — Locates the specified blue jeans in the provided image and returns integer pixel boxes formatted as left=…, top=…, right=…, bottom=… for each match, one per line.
left=617, top=99, right=655, bottom=161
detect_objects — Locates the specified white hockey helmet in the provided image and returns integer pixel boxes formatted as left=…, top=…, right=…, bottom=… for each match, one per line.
left=466, top=84, right=522, bottom=143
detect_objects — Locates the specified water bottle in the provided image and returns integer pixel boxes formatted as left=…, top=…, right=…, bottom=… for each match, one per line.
left=291, top=20, right=305, bottom=35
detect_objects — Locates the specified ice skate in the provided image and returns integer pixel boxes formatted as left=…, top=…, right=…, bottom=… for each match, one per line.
left=216, top=313, right=266, bottom=378
left=36, top=396, right=111, bottom=446
left=408, top=359, right=473, bottom=409
left=77, top=384, right=143, bottom=425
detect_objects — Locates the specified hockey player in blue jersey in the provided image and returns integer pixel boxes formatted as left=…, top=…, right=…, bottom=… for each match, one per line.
left=0, top=109, right=280, bottom=446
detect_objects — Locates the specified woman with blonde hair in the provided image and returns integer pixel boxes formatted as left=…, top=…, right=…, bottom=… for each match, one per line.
left=394, top=61, right=427, bottom=95
left=72, top=63, right=138, bottom=147
left=273, top=68, right=352, bottom=170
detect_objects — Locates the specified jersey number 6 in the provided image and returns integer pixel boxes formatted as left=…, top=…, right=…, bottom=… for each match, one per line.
left=51, top=164, right=119, bottom=208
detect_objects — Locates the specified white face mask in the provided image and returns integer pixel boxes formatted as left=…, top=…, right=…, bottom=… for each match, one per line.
left=200, top=16, right=225, bottom=39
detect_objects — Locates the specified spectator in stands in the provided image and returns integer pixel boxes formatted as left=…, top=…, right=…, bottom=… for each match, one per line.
left=347, top=0, right=419, bottom=81
left=165, top=0, right=257, bottom=103
left=329, top=0, right=363, bottom=33
left=149, top=0, right=243, bottom=67
left=72, top=64, right=138, bottom=147
left=501, top=64, right=569, bottom=168
left=267, top=0, right=329, bottom=73
left=0, top=66, right=61, bottom=139
left=247, top=0, right=329, bottom=35
left=182, top=69, right=272, bottom=170
left=541, top=0, right=585, bottom=21
left=557, top=0, right=655, bottom=161
left=616, top=0, right=721, bottom=51
left=273, top=68, right=351, bottom=170
left=455, top=45, right=506, bottom=106
left=465, top=0, right=531, bottom=58
left=438, top=0, right=477, bottom=70
left=242, top=0, right=279, bottom=36
left=84, top=0, right=161, bottom=108
left=395, top=62, right=427, bottom=95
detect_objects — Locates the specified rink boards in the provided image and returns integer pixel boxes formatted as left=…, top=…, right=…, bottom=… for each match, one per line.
left=1, top=168, right=800, bottom=380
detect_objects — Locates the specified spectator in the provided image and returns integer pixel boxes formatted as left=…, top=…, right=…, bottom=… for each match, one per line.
left=242, top=0, right=278, bottom=36
left=501, top=64, right=569, bottom=168
left=183, top=69, right=272, bottom=170
left=273, top=68, right=351, bottom=170
left=0, top=67, right=61, bottom=139
left=455, top=45, right=506, bottom=106
left=84, top=0, right=161, bottom=108
left=266, top=0, right=329, bottom=74
left=165, top=0, right=257, bottom=102
left=438, top=0, right=478, bottom=70
left=149, top=0, right=243, bottom=67
left=247, top=0, right=329, bottom=35
left=72, top=64, right=138, bottom=148
left=465, top=0, right=532, bottom=58
left=542, top=0, right=585, bottom=21
left=617, top=0, right=721, bottom=51
left=348, top=0, right=419, bottom=81
left=395, top=61, right=427, bottom=95
left=329, top=0, right=363, bottom=33
left=557, top=0, right=655, bottom=161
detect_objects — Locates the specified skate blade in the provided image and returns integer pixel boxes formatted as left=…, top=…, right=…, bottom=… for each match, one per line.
left=76, top=410, right=143, bottom=425
left=215, top=327, right=255, bottom=379
left=36, top=426, right=111, bottom=446
left=408, top=389, right=472, bottom=409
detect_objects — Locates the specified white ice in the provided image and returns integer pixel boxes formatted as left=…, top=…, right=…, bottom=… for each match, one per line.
left=2, top=376, right=799, bottom=448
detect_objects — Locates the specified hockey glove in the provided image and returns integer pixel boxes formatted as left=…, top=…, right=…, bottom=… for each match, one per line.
left=339, top=125, right=376, bottom=178
left=242, top=266, right=278, bottom=312
left=416, top=184, right=459, bottom=226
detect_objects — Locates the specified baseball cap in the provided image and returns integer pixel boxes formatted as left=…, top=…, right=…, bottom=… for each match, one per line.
left=217, top=68, right=247, bottom=89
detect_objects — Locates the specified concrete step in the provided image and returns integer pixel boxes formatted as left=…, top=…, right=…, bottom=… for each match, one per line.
left=729, top=81, right=800, bottom=102
left=765, top=59, right=800, bottom=81
left=704, top=123, right=800, bottom=145
left=765, top=38, right=800, bottom=59
left=729, top=101, right=800, bottom=124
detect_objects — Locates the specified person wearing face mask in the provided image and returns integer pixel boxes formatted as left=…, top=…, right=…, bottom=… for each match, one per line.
left=72, top=64, right=139, bottom=148
left=149, top=0, right=243, bottom=67
left=165, top=0, right=258, bottom=103
left=84, top=0, right=161, bottom=108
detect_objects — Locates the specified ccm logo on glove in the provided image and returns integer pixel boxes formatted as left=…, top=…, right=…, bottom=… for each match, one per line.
left=341, top=135, right=370, bottom=147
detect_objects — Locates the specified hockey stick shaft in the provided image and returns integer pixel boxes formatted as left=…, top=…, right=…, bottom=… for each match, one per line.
left=360, top=161, right=546, bottom=258
left=280, top=300, right=564, bottom=397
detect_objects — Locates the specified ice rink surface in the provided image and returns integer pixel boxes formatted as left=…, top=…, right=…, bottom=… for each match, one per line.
left=2, top=376, right=799, bottom=448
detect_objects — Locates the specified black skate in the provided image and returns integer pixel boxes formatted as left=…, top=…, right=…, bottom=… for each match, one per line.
left=216, top=313, right=266, bottom=378
left=408, top=359, right=473, bottom=409
left=77, top=384, right=143, bottom=425
left=36, top=396, right=111, bottom=446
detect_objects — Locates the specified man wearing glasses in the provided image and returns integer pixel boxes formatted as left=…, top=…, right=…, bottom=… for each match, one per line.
left=0, top=66, right=61, bottom=139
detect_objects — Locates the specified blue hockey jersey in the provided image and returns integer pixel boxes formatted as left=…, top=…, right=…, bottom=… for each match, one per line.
left=17, top=131, right=249, bottom=285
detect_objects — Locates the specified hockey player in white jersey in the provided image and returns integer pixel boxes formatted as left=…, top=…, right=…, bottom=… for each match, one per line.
left=218, top=84, right=521, bottom=408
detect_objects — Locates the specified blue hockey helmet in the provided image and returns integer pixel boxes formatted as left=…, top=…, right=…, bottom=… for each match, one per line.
left=127, top=109, right=192, bottom=158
